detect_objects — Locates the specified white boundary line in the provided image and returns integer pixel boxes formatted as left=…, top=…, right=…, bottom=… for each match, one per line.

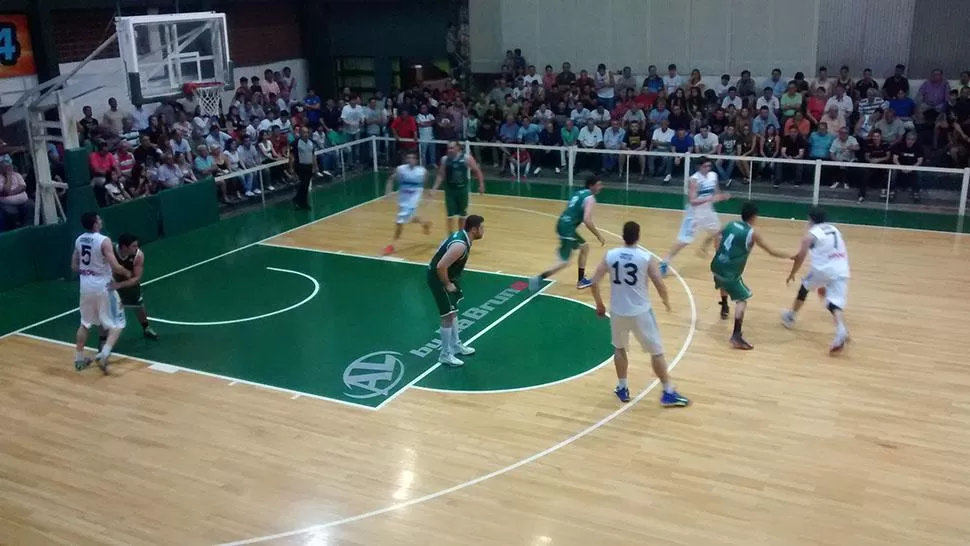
left=373, top=281, right=556, bottom=410
left=412, top=293, right=613, bottom=395
left=15, top=332, right=380, bottom=411
left=0, top=186, right=387, bottom=341
left=150, top=267, right=319, bottom=326
left=216, top=201, right=699, bottom=546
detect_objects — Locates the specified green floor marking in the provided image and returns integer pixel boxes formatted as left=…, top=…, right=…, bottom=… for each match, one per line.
left=23, top=245, right=605, bottom=408
left=417, top=295, right=612, bottom=392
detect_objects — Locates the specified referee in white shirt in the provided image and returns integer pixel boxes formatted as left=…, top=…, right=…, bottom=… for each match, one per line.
left=290, top=126, right=318, bottom=210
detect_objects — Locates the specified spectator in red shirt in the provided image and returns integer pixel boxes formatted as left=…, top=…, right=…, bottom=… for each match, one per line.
left=634, top=86, right=657, bottom=111
left=542, top=65, right=556, bottom=89
left=89, top=139, right=120, bottom=204
left=390, top=110, right=418, bottom=154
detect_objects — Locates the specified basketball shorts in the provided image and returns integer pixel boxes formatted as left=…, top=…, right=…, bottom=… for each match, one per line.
left=802, top=269, right=849, bottom=309
left=117, top=285, right=144, bottom=307
left=427, top=274, right=463, bottom=317
left=677, top=209, right=720, bottom=244
left=397, top=188, right=423, bottom=224
left=712, top=271, right=752, bottom=301
left=556, top=221, right=586, bottom=262
left=444, top=187, right=469, bottom=218
left=79, top=289, right=127, bottom=330
left=611, top=309, right=664, bottom=355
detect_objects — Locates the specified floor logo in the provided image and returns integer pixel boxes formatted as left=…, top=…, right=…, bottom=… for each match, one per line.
left=343, top=351, right=406, bottom=399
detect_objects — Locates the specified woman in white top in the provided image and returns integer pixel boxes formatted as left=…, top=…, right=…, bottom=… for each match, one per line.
left=225, top=140, right=255, bottom=197
left=258, top=130, right=280, bottom=191
left=594, top=63, right=616, bottom=110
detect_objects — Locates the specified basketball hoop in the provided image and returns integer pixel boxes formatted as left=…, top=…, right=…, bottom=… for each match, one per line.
left=183, top=81, right=224, bottom=117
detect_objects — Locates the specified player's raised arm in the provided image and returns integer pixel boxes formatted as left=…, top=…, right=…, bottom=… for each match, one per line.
left=786, top=233, right=815, bottom=284
left=385, top=169, right=398, bottom=197
left=752, top=231, right=790, bottom=259
left=466, top=154, right=486, bottom=194
left=646, top=257, right=671, bottom=311
left=436, top=241, right=467, bottom=291
left=582, top=196, right=606, bottom=245
left=101, top=238, right=130, bottom=279
left=588, top=259, right=610, bottom=316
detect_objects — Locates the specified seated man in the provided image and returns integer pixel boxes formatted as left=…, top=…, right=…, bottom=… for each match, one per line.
left=0, top=155, right=33, bottom=228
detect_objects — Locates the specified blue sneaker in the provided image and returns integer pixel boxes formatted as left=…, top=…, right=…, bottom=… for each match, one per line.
left=659, top=261, right=669, bottom=277
left=577, top=277, right=593, bottom=289
left=660, top=390, right=690, bottom=407
left=614, top=386, right=631, bottom=403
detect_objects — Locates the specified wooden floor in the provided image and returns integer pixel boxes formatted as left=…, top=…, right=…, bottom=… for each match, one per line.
left=3, top=193, right=970, bottom=546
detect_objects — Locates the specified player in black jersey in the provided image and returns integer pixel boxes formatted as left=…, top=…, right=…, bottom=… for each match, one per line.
left=101, top=233, right=158, bottom=347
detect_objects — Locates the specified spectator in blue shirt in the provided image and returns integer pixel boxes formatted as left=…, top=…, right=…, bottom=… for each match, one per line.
left=303, top=89, right=322, bottom=127
left=498, top=114, right=520, bottom=175
left=670, top=127, right=695, bottom=175
left=808, top=122, right=836, bottom=160
left=518, top=116, right=541, bottom=145
left=751, top=106, right=780, bottom=137
left=888, top=89, right=917, bottom=121
left=648, top=99, right=670, bottom=131
left=643, top=65, right=664, bottom=93
left=601, top=119, right=626, bottom=174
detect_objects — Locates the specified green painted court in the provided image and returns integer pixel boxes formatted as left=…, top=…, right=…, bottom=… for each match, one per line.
left=23, top=242, right=611, bottom=408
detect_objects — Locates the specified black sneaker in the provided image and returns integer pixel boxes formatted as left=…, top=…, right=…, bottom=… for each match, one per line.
left=719, top=303, right=730, bottom=320
left=730, top=335, right=754, bottom=350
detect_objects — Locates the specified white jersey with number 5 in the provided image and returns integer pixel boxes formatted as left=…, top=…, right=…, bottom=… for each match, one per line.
left=808, top=223, right=850, bottom=277
left=605, top=246, right=653, bottom=316
left=75, top=232, right=112, bottom=293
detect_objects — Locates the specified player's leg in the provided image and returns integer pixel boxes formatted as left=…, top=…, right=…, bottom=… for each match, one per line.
left=448, top=282, right=474, bottom=358
left=718, top=276, right=753, bottom=349
left=431, top=279, right=467, bottom=366
left=575, top=237, right=592, bottom=288
left=135, top=306, right=158, bottom=340
left=443, top=189, right=457, bottom=233
left=95, top=291, right=127, bottom=373
left=528, top=231, right=576, bottom=291
left=75, top=293, right=97, bottom=370
left=718, top=288, right=730, bottom=319
left=696, top=224, right=720, bottom=257
left=632, top=310, right=689, bottom=406
left=610, top=315, right=632, bottom=402
left=660, top=215, right=695, bottom=276
left=824, top=278, right=850, bottom=353
left=781, top=270, right=822, bottom=329
left=385, top=204, right=410, bottom=255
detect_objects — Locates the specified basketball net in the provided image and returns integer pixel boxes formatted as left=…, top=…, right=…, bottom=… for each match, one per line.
left=184, top=81, right=224, bottom=117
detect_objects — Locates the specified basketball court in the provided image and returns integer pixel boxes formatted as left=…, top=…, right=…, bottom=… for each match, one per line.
left=3, top=9, right=970, bottom=546
left=2, top=171, right=970, bottom=545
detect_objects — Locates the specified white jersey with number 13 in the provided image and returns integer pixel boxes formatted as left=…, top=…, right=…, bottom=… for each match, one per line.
left=605, top=246, right=654, bottom=316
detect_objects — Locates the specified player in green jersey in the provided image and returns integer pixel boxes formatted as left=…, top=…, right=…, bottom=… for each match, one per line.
left=710, top=202, right=789, bottom=350
left=427, top=215, right=486, bottom=367
left=432, top=141, right=486, bottom=234
left=528, top=175, right=606, bottom=291
left=102, top=233, right=159, bottom=348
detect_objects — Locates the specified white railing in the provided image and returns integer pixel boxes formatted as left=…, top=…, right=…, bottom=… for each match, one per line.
left=374, top=136, right=970, bottom=216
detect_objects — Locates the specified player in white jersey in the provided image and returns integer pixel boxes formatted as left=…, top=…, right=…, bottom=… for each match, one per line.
left=782, top=207, right=852, bottom=353
left=383, top=149, right=432, bottom=256
left=71, top=212, right=131, bottom=373
left=659, top=157, right=730, bottom=276
left=588, top=221, right=690, bottom=407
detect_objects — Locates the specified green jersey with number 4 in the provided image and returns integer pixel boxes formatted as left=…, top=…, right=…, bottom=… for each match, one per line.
left=711, top=220, right=754, bottom=279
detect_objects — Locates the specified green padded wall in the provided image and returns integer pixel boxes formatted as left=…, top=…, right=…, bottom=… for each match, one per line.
left=27, top=223, right=71, bottom=282
left=64, top=146, right=93, bottom=189
left=158, top=177, right=219, bottom=237
left=99, top=195, right=161, bottom=245
left=0, top=228, right=36, bottom=292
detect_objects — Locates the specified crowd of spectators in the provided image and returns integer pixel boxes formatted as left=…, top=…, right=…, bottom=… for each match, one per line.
left=4, top=55, right=970, bottom=233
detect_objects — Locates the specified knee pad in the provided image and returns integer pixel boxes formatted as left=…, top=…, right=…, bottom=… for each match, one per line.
left=826, top=302, right=842, bottom=313
left=796, top=285, right=809, bottom=301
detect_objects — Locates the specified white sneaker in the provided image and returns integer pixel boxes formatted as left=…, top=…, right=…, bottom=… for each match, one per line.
left=781, top=310, right=796, bottom=330
left=245, top=191, right=255, bottom=197
left=663, top=174, right=672, bottom=183
left=829, top=181, right=839, bottom=189
left=555, top=167, right=561, bottom=174
left=533, top=167, right=542, bottom=175
left=267, top=185, right=276, bottom=191
left=455, top=344, right=476, bottom=356
left=438, top=354, right=464, bottom=367
left=528, top=275, right=542, bottom=292
left=322, top=170, right=333, bottom=177
left=830, top=332, right=849, bottom=353
left=253, top=188, right=263, bottom=195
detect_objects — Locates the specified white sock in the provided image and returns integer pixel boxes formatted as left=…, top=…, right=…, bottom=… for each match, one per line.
left=617, top=378, right=628, bottom=389
left=98, top=344, right=113, bottom=359
left=75, top=350, right=85, bottom=361
left=836, top=322, right=847, bottom=337
left=451, top=326, right=462, bottom=352
left=439, top=327, right=453, bottom=357
left=663, top=381, right=675, bottom=394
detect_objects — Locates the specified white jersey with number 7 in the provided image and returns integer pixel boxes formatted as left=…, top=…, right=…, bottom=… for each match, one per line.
left=808, top=223, right=850, bottom=278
